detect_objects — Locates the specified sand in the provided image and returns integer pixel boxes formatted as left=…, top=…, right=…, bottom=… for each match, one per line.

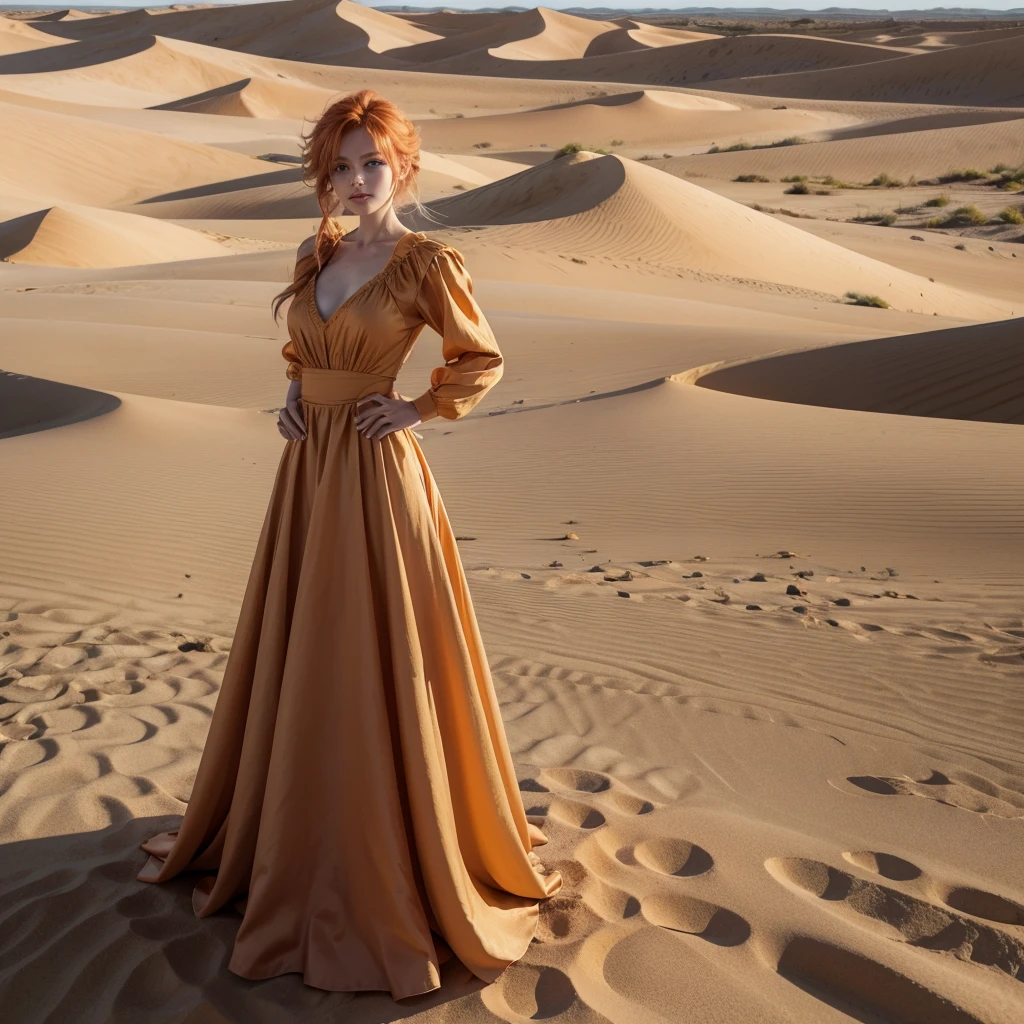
left=1, top=4, right=1022, bottom=1023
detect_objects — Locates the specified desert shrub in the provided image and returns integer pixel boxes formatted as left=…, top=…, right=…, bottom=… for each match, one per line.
left=990, top=163, right=1012, bottom=173
left=610, top=139, right=623, bottom=146
left=767, top=136, right=806, bottom=148
left=821, top=174, right=857, bottom=188
left=998, top=206, right=1024, bottom=224
left=878, top=213, right=897, bottom=226
left=844, top=292, right=889, bottom=308
left=923, top=195, right=950, bottom=207
left=942, top=204, right=990, bottom=225
left=894, top=204, right=919, bottom=213
left=784, top=181, right=810, bottom=194
left=814, top=189, right=831, bottom=195
left=780, top=174, right=807, bottom=182
left=473, top=141, right=493, bottom=149
left=936, top=168, right=985, bottom=183
left=735, top=174, right=770, bottom=182
left=995, top=166, right=1024, bottom=189
left=870, top=172, right=904, bottom=187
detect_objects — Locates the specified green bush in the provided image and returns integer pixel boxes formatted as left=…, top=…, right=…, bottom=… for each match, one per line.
left=844, top=292, right=890, bottom=308
left=923, top=195, right=950, bottom=207
left=946, top=204, right=989, bottom=225
left=936, top=168, right=985, bottom=183
left=821, top=174, right=857, bottom=188
left=998, top=206, right=1024, bottom=224
left=734, top=174, right=770, bottom=182
left=784, top=181, right=810, bottom=194
left=870, top=172, right=904, bottom=188
left=780, top=174, right=807, bottom=182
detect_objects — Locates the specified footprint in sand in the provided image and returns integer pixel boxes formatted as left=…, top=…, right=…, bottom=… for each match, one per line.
left=777, top=935, right=987, bottom=1024
left=838, top=768, right=1024, bottom=819
left=483, top=963, right=584, bottom=1020
left=519, top=767, right=659, bottom=830
left=766, top=853, right=1024, bottom=983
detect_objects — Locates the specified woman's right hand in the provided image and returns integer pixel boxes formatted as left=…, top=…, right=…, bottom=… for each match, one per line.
left=277, top=379, right=307, bottom=440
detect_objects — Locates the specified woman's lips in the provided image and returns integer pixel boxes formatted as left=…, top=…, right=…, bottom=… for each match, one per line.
left=350, top=194, right=371, bottom=202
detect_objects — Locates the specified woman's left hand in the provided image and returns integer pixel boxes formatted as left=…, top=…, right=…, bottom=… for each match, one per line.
left=355, top=391, right=421, bottom=441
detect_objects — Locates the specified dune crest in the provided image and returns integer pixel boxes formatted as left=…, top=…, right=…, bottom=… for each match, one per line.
left=696, top=316, right=1024, bottom=425
left=0, top=203, right=233, bottom=267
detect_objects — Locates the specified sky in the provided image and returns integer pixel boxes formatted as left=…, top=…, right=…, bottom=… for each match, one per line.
left=2, top=1, right=1022, bottom=10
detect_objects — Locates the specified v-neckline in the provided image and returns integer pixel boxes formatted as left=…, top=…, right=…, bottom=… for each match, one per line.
left=309, top=230, right=415, bottom=327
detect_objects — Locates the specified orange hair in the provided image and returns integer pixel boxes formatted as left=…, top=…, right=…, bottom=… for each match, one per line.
left=271, top=89, right=425, bottom=323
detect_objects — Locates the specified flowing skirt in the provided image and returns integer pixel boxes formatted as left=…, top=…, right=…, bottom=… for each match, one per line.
left=137, top=370, right=562, bottom=1000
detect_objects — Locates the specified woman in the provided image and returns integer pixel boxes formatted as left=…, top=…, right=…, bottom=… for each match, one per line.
left=137, top=89, right=562, bottom=1000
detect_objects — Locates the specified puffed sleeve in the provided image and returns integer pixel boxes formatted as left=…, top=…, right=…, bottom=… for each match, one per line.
left=410, top=244, right=503, bottom=422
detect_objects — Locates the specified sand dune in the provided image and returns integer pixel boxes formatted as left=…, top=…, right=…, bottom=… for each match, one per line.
left=12, top=0, right=439, bottom=64
left=582, top=20, right=720, bottom=57
left=0, top=34, right=277, bottom=106
left=152, top=73, right=335, bottom=119
left=0, top=203, right=233, bottom=267
left=696, top=315, right=1024, bottom=424
left=415, top=89, right=869, bottom=155
left=394, top=7, right=643, bottom=65
left=821, top=107, right=1024, bottom=144
left=0, top=369, right=120, bottom=438
left=676, top=115, right=1024, bottom=183
left=0, top=100, right=274, bottom=206
left=711, top=34, right=1024, bottom=106
left=841, top=24, right=1024, bottom=49
left=415, top=31, right=907, bottom=84
left=0, top=17, right=73, bottom=55
left=415, top=151, right=1012, bottom=317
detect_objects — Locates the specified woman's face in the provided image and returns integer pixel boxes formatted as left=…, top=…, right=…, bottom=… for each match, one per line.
left=330, top=125, right=403, bottom=216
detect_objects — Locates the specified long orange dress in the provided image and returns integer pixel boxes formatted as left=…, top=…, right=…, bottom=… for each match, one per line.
left=137, top=228, right=562, bottom=999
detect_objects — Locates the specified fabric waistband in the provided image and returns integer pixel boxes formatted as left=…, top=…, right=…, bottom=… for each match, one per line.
left=300, top=368, right=397, bottom=405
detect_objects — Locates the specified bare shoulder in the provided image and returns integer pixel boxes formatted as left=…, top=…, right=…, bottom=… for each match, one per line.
left=296, top=235, right=317, bottom=261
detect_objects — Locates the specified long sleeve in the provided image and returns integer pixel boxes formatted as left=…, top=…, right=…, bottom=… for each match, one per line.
left=410, top=245, right=503, bottom=422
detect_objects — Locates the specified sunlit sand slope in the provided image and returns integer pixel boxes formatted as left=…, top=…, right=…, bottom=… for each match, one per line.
left=710, top=35, right=1024, bottom=106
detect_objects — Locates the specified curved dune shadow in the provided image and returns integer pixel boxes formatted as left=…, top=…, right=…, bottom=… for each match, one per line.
left=0, top=370, right=121, bottom=440
left=695, top=316, right=1024, bottom=425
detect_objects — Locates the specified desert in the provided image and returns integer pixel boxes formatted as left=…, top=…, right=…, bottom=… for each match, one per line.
left=1, top=3, right=1023, bottom=1022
